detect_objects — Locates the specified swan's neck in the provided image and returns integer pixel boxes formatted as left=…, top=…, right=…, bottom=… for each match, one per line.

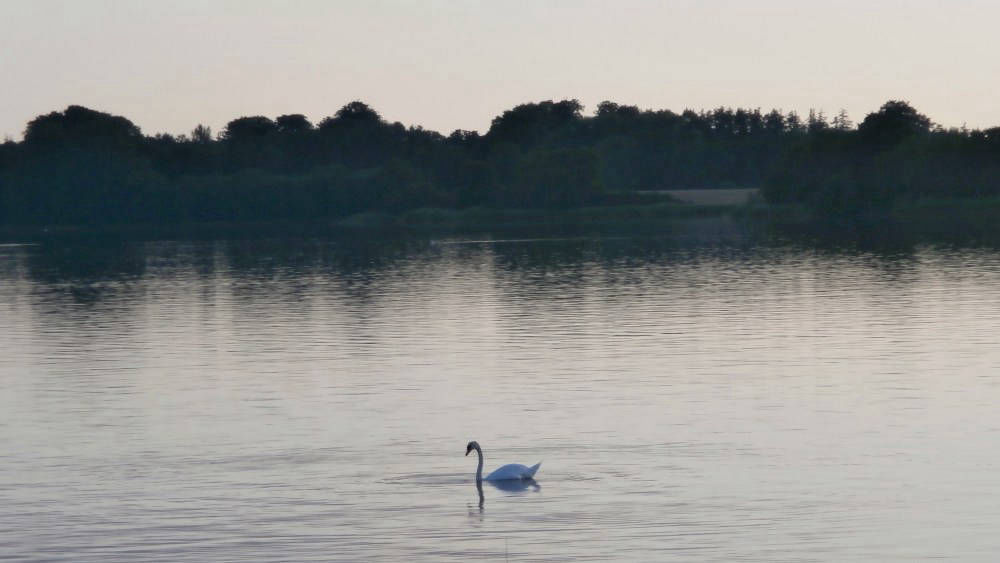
left=475, top=445, right=484, bottom=483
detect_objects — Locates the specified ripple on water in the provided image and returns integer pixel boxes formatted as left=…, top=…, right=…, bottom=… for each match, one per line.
left=3, top=238, right=1000, bottom=560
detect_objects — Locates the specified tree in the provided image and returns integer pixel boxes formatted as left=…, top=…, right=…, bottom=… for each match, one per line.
left=858, top=100, right=931, bottom=149
left=276, top=114, right=313, bottom=133
left=596, top=101, right=640, bottom=119
left=831, top=109, right=853, bottom=131
left=325, top=101, right=382, bottom=126
left=485, top=100, right=583, bottom=147
left=734, top=109, right=751, bottom=135
left=764, top=109, right=785, bottom=135
left=220, top=116, right=277, bottom=142
left=807, top=109, right=828, bottom=133
left=23, top=105, right=142, bottom=149
left=191, top=124, right=213, bottom=143
left=711, top=107, right=735, bottom=135
left=785, top=111, right=804, bottom=133
left=447, top=129, right=480, bottom=144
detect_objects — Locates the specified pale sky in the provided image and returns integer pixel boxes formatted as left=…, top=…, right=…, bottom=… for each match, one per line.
left=2, top=0, right=998, bottom=140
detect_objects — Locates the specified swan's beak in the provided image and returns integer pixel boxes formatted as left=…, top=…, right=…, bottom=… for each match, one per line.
left=465, top=450, right=470, bottom=456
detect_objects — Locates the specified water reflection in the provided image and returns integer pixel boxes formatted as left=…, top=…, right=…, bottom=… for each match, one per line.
left=25, top=237, right=147, bottom=282
left=486, top=478, right=541, bottom=493
left=469, top=478, right=540, bottom=517
left=9, top=215, right=1000, bottom=289
left=4, top=229, right=1000, bottom=561
left=3, top=229, right=940, bottom=293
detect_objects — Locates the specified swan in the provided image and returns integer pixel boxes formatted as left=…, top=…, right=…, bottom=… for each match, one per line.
left=465, top=441, right=541, bottom=481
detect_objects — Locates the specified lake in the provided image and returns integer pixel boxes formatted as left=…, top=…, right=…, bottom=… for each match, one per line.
left=2, top=227, right=1000, bottom=561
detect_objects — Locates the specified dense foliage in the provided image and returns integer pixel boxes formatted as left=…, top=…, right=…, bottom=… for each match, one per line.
left=0, top=100, right=997, bottom=226
left=764, top=101, right=1000, bottom=215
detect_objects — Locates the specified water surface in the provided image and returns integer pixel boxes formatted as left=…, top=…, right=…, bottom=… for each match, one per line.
left=2, top=233, right=1000, bottom=561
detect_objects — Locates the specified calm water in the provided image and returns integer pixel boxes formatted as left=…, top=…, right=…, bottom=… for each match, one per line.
left=2, top=231, right=1000, bottom=561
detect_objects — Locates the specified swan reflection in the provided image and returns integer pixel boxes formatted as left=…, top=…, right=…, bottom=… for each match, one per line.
left=486, top=478, right=540, bottom=493
left=469, top=477, right=540, bottom=516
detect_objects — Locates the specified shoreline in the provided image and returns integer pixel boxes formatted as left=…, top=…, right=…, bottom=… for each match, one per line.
left=2, top=196, right=999, bottom=245
left=0, top=201, right=746, bottom=242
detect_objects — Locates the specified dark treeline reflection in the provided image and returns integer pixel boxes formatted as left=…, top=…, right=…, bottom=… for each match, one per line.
left=3, top=100, right=998, bottom=228
left=10, top=227, right=969, bottom=302
left=25, top=239, right=147, bottom=283
left=16, top=236, right=430, bottom=293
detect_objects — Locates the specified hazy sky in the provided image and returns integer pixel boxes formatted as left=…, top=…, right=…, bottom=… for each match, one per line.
left=2, top=0, right=998, bottom=140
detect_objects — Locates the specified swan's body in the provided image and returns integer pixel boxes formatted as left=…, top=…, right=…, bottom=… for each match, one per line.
left=484, top=462, right=542, bottom=481
left=465, top=441, right=541, bottom=481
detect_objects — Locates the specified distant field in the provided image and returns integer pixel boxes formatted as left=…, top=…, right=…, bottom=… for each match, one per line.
left=660, top=188, right=760, bottom=205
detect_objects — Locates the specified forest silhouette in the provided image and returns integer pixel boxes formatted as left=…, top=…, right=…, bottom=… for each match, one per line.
left=1, top=100, right=998, bottom=227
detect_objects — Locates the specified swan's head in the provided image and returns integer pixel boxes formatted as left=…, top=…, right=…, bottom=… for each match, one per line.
left=465, top=441, right=480, bottom=456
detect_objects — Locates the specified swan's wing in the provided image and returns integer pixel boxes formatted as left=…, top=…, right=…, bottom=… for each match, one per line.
left=485, top=462, right=542, bottom=480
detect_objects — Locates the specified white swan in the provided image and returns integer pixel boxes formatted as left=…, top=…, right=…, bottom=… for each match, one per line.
left=465, top=441, right=541, bottom=481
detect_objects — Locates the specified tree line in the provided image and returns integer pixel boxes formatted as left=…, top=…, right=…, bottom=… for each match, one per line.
left=764, top=101, right=1000, bottom=215
left=0, top=99, right=998, bottom=226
